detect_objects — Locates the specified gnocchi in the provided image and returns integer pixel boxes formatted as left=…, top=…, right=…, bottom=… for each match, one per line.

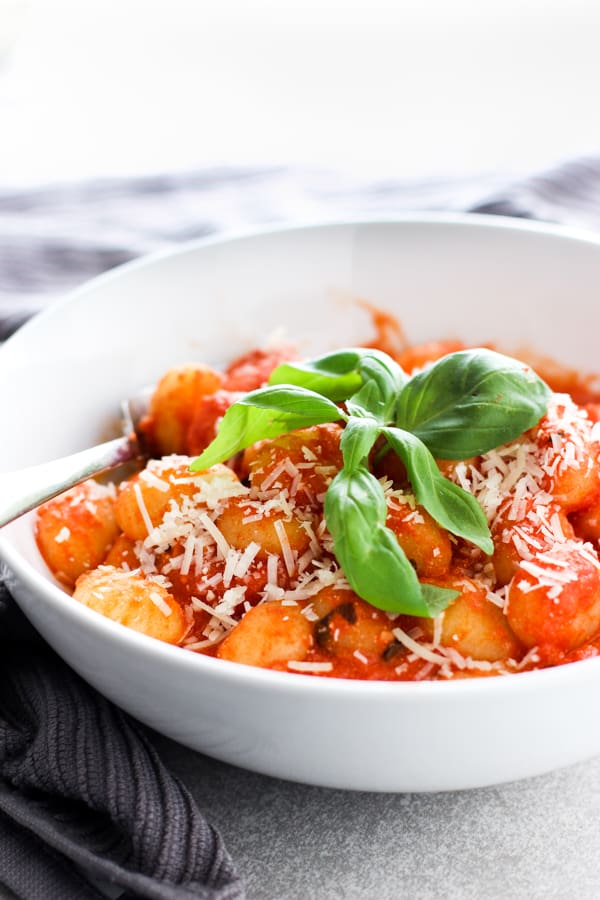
left=34, top=336, right=600, bottom=682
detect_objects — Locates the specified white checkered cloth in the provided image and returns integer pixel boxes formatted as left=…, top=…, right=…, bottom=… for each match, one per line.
left=1, top=156, right=600, bottom=338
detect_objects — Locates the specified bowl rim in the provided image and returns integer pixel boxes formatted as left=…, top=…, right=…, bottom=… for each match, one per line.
left=3, top=210, right=600, bottom=698
left=5, top=209, right=600, bottom=343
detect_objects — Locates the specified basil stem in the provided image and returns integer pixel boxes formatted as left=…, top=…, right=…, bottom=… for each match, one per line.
left=339, top=417, right=381, bottom=471
left=345, top=352, right=407, bottom=422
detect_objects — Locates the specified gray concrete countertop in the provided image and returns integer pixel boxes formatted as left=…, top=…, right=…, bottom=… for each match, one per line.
left=152, top=735, right=600, bottom=900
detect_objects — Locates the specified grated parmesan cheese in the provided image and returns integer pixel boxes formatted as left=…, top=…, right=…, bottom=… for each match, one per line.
left=392, top=626, right=446, bottom=665
left=197, top=512, right=230, bottom=559
left=274, top=519, right=296, bottom=576
left=140, top=469, right=171, bottom=492
left=287, top=660, right=333, bottom=673
left=149, top=591, right=173, bottom=617
left=233, top=541, right=261, bottom=578
left=133, top=482, right=154, bottom=536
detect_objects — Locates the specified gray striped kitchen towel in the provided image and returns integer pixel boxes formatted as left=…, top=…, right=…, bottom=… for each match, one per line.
left=2, top=155, right=600, bottom=338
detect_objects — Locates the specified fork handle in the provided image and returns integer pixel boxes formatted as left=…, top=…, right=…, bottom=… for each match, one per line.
left=0, top=436, right=139, bottom=528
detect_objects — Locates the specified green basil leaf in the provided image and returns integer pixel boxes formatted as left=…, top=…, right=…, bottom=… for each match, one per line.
left=325, top=466, right=456, bottom=616
left=383, top=427, right=493, bottom=555
left=269, top=348, right=407, bottom=418
left=340, top=417, right=381, bottom=471
left=420, top=583, right=461, bottom=617
left=190, top=386, right=343, bottom=470
left=346, top=351, right=407, bottom=423
left=395, top=348, right=552, bottom=459
left=268, top=349, right=365, bottom=400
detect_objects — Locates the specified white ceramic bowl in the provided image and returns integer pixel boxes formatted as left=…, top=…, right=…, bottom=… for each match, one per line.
left=3, top=214, right=600, bottom=792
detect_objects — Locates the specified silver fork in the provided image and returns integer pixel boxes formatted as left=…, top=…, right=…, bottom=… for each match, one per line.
left=0, top=391, right=151, bottom=528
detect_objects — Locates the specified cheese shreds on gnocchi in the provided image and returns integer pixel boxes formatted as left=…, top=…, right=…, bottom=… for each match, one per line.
left=34, top=335, right=600, bottom=680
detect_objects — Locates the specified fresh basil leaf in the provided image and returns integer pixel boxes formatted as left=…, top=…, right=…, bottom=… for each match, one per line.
left=269, top=348, right=406, bottom=417
left=190, top=385, right=343, bottom=470
left=340, top=417, right=381, bottom=471
left=420, top=583, right=460, bottom=617
left=395, top=349, right=552, bottom=459
left=383, top=427, right=493, bottom=554
left=346, top=351, right=407, bottom=423
left=269, top=349, right=365, bottom=400
left=325, top=466, right=456, bottom=616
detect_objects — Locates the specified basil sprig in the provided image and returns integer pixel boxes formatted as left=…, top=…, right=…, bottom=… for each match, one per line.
left=191, top=346, right=551, bottom=616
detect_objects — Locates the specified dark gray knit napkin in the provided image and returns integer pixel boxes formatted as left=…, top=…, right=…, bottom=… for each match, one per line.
left=0, top=578, right=244, bottom=900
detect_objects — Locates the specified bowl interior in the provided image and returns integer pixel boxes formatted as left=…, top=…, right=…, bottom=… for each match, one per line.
left=4, top=215, right=600, bottom=790
left=3, top=217, right=600, bottom=464
left=2, top=216, right=600, bottom=580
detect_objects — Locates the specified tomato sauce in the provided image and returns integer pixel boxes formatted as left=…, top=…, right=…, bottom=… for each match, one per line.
left=35, top=321, right=600, bottom=682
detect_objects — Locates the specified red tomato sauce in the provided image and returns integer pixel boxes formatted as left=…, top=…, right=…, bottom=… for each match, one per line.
left=35, top=323, right=600, bottom=682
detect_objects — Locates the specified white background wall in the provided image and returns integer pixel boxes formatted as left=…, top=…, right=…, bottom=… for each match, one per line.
left=0, top=0, right=599, bottom=186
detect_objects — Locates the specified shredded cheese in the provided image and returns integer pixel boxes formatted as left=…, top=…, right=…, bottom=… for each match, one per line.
left=287, top=660, right=333, bottom=673
left=274, top=519, right=295, bottom=577
left=197, top=512, right=230, bottom=559
left=133, top=483, right=154, bottom=536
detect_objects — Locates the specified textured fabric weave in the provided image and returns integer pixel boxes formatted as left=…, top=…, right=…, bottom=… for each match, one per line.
left=0, top=581, right=244, bottom=900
